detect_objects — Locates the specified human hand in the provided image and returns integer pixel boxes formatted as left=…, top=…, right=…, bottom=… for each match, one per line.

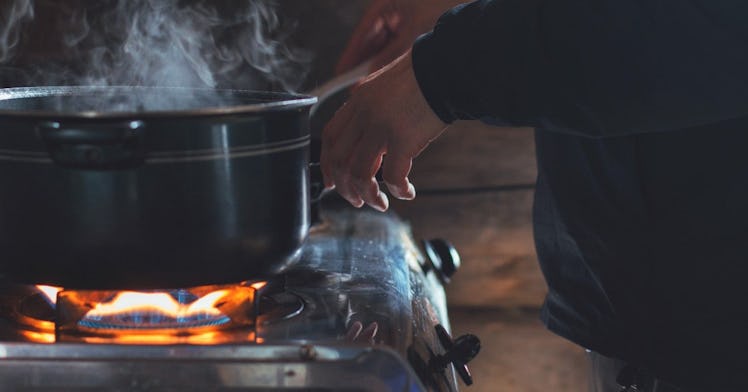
left=321, top=50, right=447, bottom=211
left=336, top=0, right=466, bottom=74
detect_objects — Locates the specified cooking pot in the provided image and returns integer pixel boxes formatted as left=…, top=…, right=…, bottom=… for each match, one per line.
left=0, top=86, right=317, bottom=289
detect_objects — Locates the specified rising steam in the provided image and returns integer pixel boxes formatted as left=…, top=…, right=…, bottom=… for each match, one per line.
left=0, top=0, right=309, bottom=92
left=0, top=0, right=34, bottom=63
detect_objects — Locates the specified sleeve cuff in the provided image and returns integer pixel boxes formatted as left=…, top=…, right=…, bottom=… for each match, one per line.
left=412, top=32, right=458, bottom=124
left=410, top=0, right=547, bottom=128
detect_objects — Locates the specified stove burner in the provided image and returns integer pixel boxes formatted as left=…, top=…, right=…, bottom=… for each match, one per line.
left=0, top=207, right=478, bottom=391
left=54, top=284, right=259, bottom=343
left=0, top=278, right=309, bottom=345
left=76, top=290, right=232, bottom=330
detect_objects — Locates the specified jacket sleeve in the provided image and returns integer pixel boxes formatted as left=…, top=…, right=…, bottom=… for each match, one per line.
left=412, top=0, right=748, bottom=137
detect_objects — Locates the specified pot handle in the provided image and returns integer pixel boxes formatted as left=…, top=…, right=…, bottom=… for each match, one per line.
left=37, top=121, right=146, bottom=170
left=307, top=59, right=373, bottom=117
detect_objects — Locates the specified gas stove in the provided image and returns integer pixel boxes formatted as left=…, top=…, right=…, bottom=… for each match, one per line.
left=0, top=202, right=479, bottom=391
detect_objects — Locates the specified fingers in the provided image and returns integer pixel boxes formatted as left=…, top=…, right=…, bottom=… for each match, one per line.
left=349, top=140, right=388, bottom=212
left=327, top=117, right=389, bottom=211
left=326, top=106, right=366, bottom=207
left=323, top=50, right=437, bottom=211
left=322, top=129, right=368, bottom=208
left=322, top=103, right=389, bottom=211
left=382, top=145, right=416, bottom=200
left=321, top=101, right=357, bottom=189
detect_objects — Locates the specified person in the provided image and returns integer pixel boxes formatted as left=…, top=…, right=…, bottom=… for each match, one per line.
left=320, top=0, right=748, bottom=391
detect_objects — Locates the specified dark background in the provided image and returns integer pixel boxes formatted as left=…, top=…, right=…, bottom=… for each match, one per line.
left=0, top=0, right=369, bottom=90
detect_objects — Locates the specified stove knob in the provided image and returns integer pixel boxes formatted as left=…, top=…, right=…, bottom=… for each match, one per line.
left=431, top=324, right=481, bottom=386
left=422, top=239, right=461, bottom=284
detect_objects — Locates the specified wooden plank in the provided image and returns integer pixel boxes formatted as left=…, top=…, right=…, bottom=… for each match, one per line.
left=410, top=123, right=537, bottom=190
left=449, top=307, right=588, bottom=392
left=392, top=190, right=547, bottom=308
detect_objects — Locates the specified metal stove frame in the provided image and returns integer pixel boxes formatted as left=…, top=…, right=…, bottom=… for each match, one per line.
left=0, top=203, right=474, bottom=391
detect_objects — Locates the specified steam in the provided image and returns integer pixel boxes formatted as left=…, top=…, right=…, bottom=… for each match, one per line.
left=0, top=0, right=309, bottom=93
left=0, top=0, right=34, bottom=63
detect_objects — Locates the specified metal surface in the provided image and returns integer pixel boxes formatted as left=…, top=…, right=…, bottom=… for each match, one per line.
left=0, top=203, right=461, bottom=391
left=0, top=86, right=317, bottom=118
left=307, top=60, right=372, bottom=116
left=0, top=344, right=424, bottom=391
left=0, top=86, right=315, bottom=289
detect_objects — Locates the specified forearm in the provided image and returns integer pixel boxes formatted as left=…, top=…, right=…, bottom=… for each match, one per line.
left=413, top=0, right=748, bottom=137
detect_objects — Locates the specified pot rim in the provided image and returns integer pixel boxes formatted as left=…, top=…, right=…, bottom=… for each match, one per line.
left=0, top=86, right=318, bottom=119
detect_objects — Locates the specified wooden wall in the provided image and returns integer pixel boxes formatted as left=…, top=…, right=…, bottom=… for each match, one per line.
left=391, top=122, right=545, bottom=309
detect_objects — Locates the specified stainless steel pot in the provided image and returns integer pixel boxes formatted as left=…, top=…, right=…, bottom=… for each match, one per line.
left=0, top=86, right=317, bottom=289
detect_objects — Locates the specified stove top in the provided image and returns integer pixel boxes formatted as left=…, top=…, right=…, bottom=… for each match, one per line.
left=0, top=204, right=479, bottom=391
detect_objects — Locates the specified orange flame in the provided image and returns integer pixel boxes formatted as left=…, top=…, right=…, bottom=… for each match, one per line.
left=20, top=330, right=56, bottom=344
left=32, top=281, right=265, bottom=345
left=85, top=289, right=229, bottom=319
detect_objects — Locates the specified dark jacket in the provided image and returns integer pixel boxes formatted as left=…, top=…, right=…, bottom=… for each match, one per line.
left=412, top=0, right=748, bottom=389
